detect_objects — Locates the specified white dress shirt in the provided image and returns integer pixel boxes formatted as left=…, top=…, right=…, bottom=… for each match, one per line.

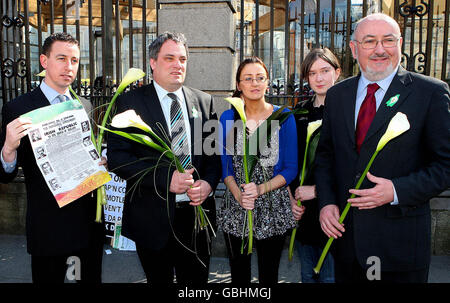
left=153, top=81, right=192, bottom=202
left=354, top=67, right=400, bottom=205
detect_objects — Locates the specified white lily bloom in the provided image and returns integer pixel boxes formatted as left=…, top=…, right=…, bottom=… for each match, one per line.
left=111, top=109, right=152, bottom=133
left=118, top=68, right=146, bottom=92
left=224, top=97, right=247, bottom=123
left=36, top=70, right=46, bottom=77
left=306, top=120, right=322, bottom=142
left=376, top=112, right=410, bottom=151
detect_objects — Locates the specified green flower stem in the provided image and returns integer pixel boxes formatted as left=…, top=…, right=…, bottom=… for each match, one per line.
left=176, top=157, right=208, bottom=229
left=313, top=149, right=379, bottom=274
left=288, top=140, right=309, bottom=261
left=68, top=86, right=107, bottom=223
left=242, top=125, right=253, bottom=255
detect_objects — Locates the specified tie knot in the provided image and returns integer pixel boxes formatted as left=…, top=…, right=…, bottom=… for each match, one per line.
left=57, top=94, right=67, bottom=103
left=367, top=83, right=380, bottom=95
left=167, top=93, right=178, bottom=102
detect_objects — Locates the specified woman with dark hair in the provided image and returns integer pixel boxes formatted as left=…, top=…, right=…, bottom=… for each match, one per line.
left=218, top=57, right=300, bottom=283
left=290, top=48, right=341, bottom=283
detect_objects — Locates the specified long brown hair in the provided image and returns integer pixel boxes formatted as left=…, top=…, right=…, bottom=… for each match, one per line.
left=232, top=56, right=269, bottom=97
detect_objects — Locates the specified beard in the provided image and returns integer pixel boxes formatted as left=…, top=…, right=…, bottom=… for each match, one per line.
left=355, top=48, right=400, bottom=81
left=361, top=60, right=396, bottom=81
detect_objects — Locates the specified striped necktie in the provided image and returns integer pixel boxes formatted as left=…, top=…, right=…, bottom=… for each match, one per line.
left=168, top=93, right=192, bottom=169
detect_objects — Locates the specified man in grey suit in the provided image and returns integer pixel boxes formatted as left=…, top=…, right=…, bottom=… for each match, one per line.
left=315, top=13, right=450, bottom=282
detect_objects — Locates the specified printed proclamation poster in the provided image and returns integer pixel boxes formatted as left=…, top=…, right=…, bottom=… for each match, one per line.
left=21, top=99, right=111, bottom=207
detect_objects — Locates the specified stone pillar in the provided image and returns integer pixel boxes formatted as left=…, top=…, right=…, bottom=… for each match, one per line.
left=0, top=182, right=27, bottom=234
left=158, top=1, right=237, bottom=256
left=157, top=0, right=236, bottom=116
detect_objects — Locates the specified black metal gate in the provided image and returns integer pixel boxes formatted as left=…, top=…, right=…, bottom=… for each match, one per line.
left=236, top=0, right=449, bottom=105
left=0, top=0, right=158, bottom=121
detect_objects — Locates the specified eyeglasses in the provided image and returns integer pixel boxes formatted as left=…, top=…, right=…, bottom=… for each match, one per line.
left=240, top=76, right=268, bottom=84
left=354, top=37, right=400, bottom=49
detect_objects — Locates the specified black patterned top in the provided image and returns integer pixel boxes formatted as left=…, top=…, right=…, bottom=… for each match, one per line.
left=218, top=122, right=296, bottom=240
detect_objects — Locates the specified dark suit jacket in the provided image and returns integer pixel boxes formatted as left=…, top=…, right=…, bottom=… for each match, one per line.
left=106, top=82, right=221, bottom=251
left=315, top=67, right=450, bottom=272
left=0, top=87, right=102, bottom=256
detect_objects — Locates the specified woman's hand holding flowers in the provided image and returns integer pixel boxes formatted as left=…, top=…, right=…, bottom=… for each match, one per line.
left=294, top=185, right=316, bottom=201
left=291, top=202, right=305, bottom=221
left=239, top=182, right=259, bottom=210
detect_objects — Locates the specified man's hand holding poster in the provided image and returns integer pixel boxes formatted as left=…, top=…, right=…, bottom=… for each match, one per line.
left=21, top=100, right=111, bottom=207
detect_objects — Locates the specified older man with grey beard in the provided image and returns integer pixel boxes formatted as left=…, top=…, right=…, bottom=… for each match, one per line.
left=314, top=13, right=450, bottom=283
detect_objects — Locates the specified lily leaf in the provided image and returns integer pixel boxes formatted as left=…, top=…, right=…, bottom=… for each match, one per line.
left=98, top=126, right=170, bottom=157
left=247, top=106, right=303, bottom=178
left=299, top=127, right=321, bottom=182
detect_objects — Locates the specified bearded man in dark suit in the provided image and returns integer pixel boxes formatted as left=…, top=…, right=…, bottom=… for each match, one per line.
left=107, top=32, right=221, bottom=284
left=315, top=13, right=450, bottom=283
left=0, top=33, right=104, bottom=283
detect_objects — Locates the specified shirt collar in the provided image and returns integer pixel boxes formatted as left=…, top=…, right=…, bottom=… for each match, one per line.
left=40, top=79, right=72, bottom=104
left=153, top=80, right=184, bottom=102
left=359, top=66, right=399, bottom=94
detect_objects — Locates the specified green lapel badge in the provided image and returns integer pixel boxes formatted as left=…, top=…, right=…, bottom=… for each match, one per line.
left=192, top=107, right=199, bottom=118
left=386, top=94, right=400, bottom=107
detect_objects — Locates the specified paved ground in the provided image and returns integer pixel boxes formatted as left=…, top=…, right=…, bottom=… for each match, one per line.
left=0, top=234, right=449, bottom=283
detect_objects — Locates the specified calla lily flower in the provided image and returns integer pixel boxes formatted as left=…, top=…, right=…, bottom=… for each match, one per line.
left=67, top=68, right=146, bottom=223
left=376, top=112, right=410, bottom=152
left=288, top=119, right=322, bottom=261
left=224, top=96, right=253, bottom=254
left=225, top=97, right=247, bottom=123
left=116, top=68, right=146, bottom=94
left=36, top=70, right=46, bottom=77
left=100, top=110, right=215, bottom=237
left=313, top=112, right=410, bottom=274
left=111, top=109, right=153, bottom=133
left=306, top=120, right=322, bottom=142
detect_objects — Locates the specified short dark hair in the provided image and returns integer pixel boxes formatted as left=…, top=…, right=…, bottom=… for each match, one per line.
left=300, top=48, right=341, bottom=81
left=232, top=56, right=269, bottom=97
left=42, top=32, right=79, bottom=56
left=148, top=32, right=188, bottom=66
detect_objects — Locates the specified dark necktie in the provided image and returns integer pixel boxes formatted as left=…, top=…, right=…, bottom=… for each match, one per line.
left=356, top=83, right=380, bottom=153
left=168, top=93, right=192, bottom=169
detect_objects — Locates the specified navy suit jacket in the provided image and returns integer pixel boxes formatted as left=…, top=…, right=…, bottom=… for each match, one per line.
left=106, top=82, right=221, bottom=250
left=314, top=67, right=450, bottom=271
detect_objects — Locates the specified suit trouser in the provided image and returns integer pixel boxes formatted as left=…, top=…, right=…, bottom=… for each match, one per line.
left=223, top=232, right=286, bottom=284
left=31, top=247, right=103, bottom=283
left=136, top=204, right=212, bottom=284
left=334, top=258, right=429, bottom=283
left=31, top=222, right=104, bottom=283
